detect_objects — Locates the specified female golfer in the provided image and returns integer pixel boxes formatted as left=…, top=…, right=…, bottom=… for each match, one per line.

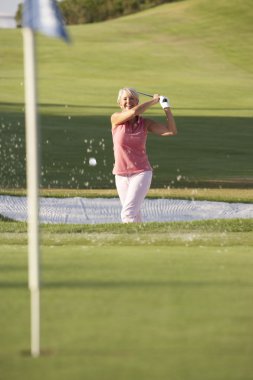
left=111, top=87, right=177, bottom=223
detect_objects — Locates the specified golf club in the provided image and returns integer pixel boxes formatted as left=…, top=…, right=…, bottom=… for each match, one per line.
left=137, top=91, right=153, bottom=98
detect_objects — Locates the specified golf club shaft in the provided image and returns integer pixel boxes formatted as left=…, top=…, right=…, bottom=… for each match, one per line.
left=137, top=91, right=153, bottom=98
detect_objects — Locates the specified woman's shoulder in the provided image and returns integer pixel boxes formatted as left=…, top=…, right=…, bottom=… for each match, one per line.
left=111, top=111, right=122, bottom=120
left=111, top=111, right=123, bottom=129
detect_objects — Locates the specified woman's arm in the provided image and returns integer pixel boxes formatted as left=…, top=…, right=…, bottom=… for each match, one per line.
left=146, top=108, right=177, bottom=136
left=111, top=96, right=159, bottom=127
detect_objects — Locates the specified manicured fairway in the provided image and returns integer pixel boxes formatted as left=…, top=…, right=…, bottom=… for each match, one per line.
left=1, top=244, right=253, bottom=380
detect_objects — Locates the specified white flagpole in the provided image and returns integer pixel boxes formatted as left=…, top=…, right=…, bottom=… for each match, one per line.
left=23, top=26, right=41, bottom=358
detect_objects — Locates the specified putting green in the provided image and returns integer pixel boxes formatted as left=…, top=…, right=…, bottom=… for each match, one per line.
left=1, top=245, right=253, bottom=380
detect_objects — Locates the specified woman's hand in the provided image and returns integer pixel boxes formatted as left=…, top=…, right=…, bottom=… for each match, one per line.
left=153, top=94, right=160, bottom=104
left=159, top=96, right=170, bottom=109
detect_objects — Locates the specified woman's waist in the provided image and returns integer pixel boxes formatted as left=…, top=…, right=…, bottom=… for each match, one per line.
left=113, top=152, right=151, bottom=171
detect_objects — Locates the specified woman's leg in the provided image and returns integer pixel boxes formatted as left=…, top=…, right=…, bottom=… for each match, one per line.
left=116, top=171, right=152, bottom=223
left=115, top=174, right=128, bottom=205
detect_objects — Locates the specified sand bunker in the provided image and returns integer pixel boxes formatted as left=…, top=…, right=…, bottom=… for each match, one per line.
left=0, top=195, right=253, bottom=224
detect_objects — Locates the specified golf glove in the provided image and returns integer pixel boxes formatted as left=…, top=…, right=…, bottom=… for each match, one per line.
left=160, top=96, right=170, bottom=109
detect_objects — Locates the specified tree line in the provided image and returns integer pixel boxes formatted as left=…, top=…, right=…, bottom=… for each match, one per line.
left=59, top=0, right=182, bottom=25
left=16, top=0, right=182, bottom=27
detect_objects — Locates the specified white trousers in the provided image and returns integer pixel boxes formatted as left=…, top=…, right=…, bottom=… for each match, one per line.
left=115, top=171, right=152, bottom=223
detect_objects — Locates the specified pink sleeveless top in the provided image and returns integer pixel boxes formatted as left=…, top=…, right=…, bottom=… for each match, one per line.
left=112, top=116, right=152, bottom=175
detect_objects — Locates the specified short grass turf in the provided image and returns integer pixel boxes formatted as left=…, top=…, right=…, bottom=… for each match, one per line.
left=1, top=245, right=253, bottom=380
left=1, top=188, right=253, bottom=203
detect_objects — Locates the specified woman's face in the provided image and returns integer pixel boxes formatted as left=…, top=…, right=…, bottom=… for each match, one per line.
left=119, top=91, right=139, bottom=111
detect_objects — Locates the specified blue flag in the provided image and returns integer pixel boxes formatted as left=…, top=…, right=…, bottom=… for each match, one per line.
left=23, top=0, right=70, bottom=42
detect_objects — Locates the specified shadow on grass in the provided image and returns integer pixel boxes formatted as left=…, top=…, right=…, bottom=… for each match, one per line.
left=0, top=104, right=253, bottom=188
left=1, top=280, right=252, bottom=289
left=1, top=101, right=253, bottom=112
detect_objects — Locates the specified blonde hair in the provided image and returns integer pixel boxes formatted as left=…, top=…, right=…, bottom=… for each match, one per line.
left=117, top=87, right=139, bottom=104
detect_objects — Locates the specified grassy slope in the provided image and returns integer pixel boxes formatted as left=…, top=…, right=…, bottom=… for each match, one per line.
left=0, top=0, right=253, bottom=188
left=1, top=0, right=252, bottom=108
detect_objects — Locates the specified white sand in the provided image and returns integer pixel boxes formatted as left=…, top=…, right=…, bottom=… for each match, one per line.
left=0, top=195, right=253, bottom=224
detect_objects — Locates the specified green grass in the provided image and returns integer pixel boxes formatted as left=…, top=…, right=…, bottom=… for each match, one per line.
left=1, top=245, right=253, bottom=380
left=1, top=1, right=253, bottom=378
left=1, top=188, right=253, bottom=202
left=0, top=112, right=252, bottom=188
left=1, top=219, right=253, bottom=246
left=0, top=0, right=253, bottom=188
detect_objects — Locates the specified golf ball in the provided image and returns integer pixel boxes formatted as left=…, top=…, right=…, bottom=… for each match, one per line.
left=89, top=157, right=97, bottom=166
